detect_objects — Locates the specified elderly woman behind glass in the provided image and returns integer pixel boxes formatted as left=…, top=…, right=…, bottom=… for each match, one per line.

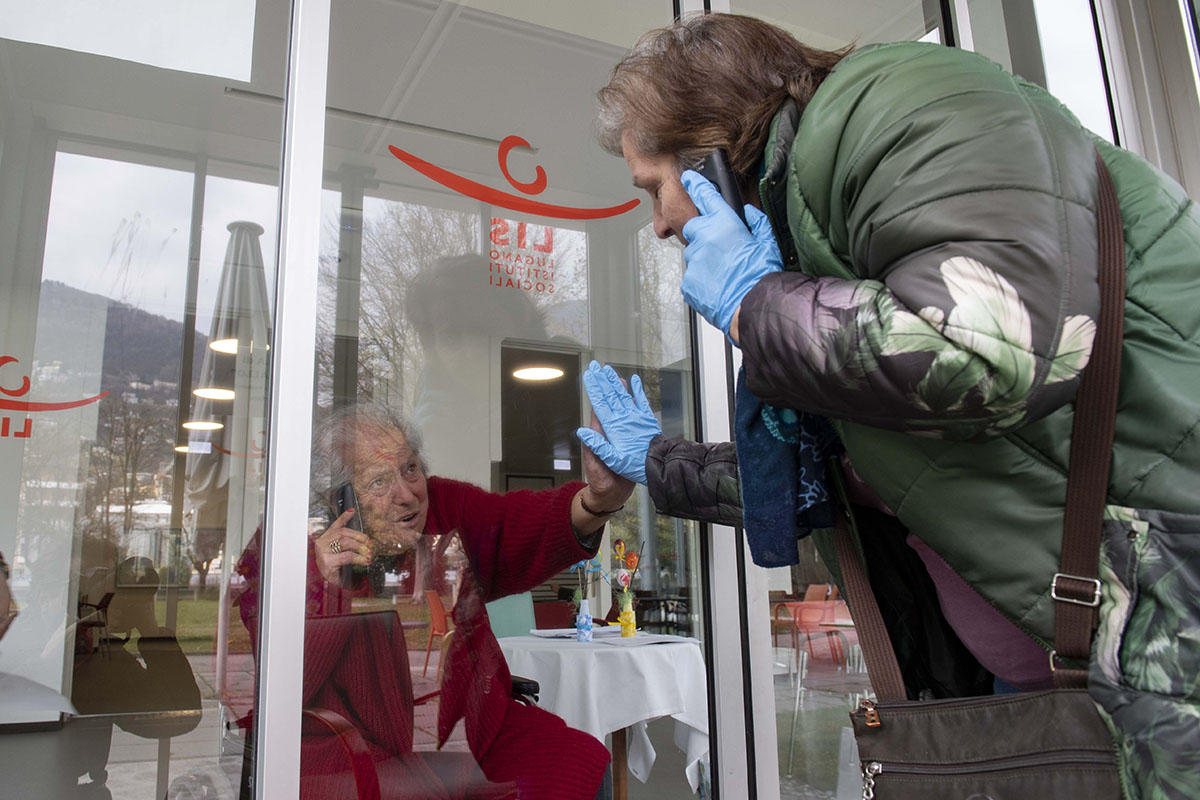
left=234, top=402, right=628, bottom=800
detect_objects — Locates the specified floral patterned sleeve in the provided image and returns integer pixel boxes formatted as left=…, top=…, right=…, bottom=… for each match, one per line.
left=740, top=263, right=1096, bottom=441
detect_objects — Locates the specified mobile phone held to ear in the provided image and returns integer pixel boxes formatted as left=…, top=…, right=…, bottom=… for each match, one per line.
left=695, top=148, right=749, bottom=231
left=335, top=483, right=364, bottom=531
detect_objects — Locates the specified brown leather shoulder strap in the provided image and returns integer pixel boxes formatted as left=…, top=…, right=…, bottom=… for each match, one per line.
left=1051, top=152, right=1126, bottom=689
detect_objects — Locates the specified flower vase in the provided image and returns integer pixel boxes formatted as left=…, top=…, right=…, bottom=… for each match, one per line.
left=618, top=594, right=636, bottom=637
left=576, top=598, right=593, bottom=642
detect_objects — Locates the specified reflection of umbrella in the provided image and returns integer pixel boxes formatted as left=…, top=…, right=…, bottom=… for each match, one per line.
left=184, top=221, right=271, bottom=537
left=182, top=221, right=271, bottom=701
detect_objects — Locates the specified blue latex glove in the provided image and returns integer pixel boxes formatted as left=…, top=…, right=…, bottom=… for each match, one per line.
left=680, top=169, right=783, bottom=343
left=575, top=361, right=661, bottom=485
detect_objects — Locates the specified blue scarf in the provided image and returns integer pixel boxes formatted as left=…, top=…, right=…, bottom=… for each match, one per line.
left=732, top=368, right=843, bottom=568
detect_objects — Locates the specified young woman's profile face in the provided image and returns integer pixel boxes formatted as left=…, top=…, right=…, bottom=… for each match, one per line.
left=622, top=130, right=698, bottom=245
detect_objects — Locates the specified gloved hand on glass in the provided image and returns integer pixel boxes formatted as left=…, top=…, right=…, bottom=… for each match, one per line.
left=575, top=361, right=662, bottom=485
left=680, top=169, right=783, bottom=344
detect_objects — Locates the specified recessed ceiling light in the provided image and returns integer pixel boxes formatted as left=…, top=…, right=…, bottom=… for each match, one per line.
left=209, top=338, right=239, bottom=354
left=513, top=366, right=564, bottom=381
left=194, top=387, right=235, bottom=400
left=183, top=420, right=224, bottom=431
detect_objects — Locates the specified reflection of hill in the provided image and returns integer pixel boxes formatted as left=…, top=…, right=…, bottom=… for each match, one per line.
left=38, top=280, right=207, bottom=394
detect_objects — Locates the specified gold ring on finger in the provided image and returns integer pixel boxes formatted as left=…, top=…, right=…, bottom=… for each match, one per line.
left=329, top=538, right=342, bottom=554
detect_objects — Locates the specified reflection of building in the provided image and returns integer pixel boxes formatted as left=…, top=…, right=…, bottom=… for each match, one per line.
left=102, top=500, right=171, bottom=561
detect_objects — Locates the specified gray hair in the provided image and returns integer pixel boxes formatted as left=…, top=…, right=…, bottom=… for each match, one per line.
left=311, top=402, right=428, bottom=511
left=595, top=13, right=849, bottom=180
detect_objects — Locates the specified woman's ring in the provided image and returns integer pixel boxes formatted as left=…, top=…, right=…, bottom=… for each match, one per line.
left=329, top=539, right=343, bottom=554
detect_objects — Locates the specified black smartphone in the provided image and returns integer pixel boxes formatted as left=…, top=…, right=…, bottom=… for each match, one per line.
left=332, top=483, right=364, bottom=587
left=695, top=148, right=749, bottom=231
left=334, top=483, right=364, bottom=531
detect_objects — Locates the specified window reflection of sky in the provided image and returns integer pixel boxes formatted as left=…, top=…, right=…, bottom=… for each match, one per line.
left=1033, top=0, right=1114, bottom=142
left=41, top=152, right=277, bottom=333
left=0, top=0, right=254, bottom=81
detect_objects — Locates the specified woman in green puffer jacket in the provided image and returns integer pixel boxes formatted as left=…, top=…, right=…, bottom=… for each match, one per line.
left=579, top=12, right=1200, bottom=798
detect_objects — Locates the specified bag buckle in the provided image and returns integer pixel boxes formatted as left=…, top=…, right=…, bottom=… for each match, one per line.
left=1051, top=573, right=1101, bottom=607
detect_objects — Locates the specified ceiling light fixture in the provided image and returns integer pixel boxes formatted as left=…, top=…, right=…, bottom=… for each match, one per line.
left=183, top=420, right=224, bottom=431
left=194, top=387, right=235, bottom=400
left=512, top=366, right=564, bottom=381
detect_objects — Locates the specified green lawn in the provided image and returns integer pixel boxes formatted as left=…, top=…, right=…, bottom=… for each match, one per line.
left=155, top=594, right=434, bottom=654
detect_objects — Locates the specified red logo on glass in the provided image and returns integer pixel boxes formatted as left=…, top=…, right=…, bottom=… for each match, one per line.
left=388, top=135, right=640, bottom=220
left=0, top=356, right=108, bottom=438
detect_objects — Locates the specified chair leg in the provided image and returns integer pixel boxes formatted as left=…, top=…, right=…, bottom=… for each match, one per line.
left=827, top=632, right=844, bottom=667
left=786, top=650, right=808, bottom=776
left=422, top=633, right=434, bottom=677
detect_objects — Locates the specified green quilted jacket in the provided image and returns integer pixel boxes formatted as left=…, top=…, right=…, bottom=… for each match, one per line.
left=650, top=42, right=1200, bottom=797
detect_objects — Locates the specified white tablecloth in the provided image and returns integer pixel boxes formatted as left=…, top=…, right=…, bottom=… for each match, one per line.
left=498, top=635, right=708, bottom=789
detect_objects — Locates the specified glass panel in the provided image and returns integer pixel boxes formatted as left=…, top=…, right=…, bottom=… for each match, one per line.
left=0, top=2, right=289, bottom=797
left=730, top=0, right=944, bottom=46
left=968, top=0, right=1115, bottom=141
left=1179, top=0, right=1200, bottom=108
left=297, top=2, right=712, bottom=799
left=723, top=5, right=942, bottom=799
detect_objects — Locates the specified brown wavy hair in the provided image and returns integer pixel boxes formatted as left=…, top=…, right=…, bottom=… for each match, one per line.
left=597, top=13, right=851, bottom=190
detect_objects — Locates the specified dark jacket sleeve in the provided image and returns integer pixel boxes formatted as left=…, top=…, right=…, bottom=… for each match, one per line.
left=645, top=435, right=743, bottom=527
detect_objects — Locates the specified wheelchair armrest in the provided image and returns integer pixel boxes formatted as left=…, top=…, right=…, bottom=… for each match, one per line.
left=509, top=675, right=539, bottom=703
left=303, top=708, right=382, bottom=800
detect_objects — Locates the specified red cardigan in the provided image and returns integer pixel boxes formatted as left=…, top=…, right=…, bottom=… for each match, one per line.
left=234, top=478, right=608, bottom=798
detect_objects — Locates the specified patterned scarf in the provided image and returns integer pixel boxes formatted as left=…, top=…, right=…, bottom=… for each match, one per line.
left=732, top=368, right=843, bottom=567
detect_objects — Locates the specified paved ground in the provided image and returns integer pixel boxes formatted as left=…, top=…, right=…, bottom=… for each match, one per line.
left=85, top=642, right=870, bottom=798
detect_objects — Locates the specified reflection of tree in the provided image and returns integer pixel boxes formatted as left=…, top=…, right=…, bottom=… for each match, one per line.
left=637, top=225, right=687, bottom=371
left=317, top=201, right=478, bottom=414
left=18, top=415, right=89, bottom=557
left=84, top=394, right=173, bottom=540
left=180, top=519, right=222, bottom=596
left=634, top=225, right=691, bottom=589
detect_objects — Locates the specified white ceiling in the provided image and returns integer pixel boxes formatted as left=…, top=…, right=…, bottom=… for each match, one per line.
left=0, top=0, right=929, bottom=221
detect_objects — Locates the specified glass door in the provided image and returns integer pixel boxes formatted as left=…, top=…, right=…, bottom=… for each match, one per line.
left=716, top=4, right=954, bottom=799
left=288, top=2, right=714, bottom=799
left=0, top=2, right=290, bottom=796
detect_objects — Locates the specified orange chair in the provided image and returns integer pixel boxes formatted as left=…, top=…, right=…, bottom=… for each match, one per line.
left=802, top=583, right=835, bottom=601
left=423, top=590, right=452, bottom=677
left=788, top=601, right=843, bottom=664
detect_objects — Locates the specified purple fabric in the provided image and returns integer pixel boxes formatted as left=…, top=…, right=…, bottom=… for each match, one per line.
left=906, top=534, right=1053, bottom=691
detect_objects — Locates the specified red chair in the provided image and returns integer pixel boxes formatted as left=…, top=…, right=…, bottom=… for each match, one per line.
left=296, top=611, right=515, bottom=800
left=532, top=600, right=575, bottom=630
left=423, top=590, right=452, bottom=677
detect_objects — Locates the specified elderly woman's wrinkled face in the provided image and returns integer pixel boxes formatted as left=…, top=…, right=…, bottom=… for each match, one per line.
left=350, top=425, right=429, bottom=556
left=623, top=129, right=698, bottom=245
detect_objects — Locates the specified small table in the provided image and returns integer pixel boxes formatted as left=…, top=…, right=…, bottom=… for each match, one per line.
left=498, top=635, right=708, bottom=799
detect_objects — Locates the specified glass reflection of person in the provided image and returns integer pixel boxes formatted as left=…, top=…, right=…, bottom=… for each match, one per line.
left=70, top=556, right=203, bottom=793
left=235, top=403, right=630, bottom=799
left=404, top=253, right=559, bottom=605
left=2, top=548, right=201, bottom=798
left=406, top=253, right=552, bottom=488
